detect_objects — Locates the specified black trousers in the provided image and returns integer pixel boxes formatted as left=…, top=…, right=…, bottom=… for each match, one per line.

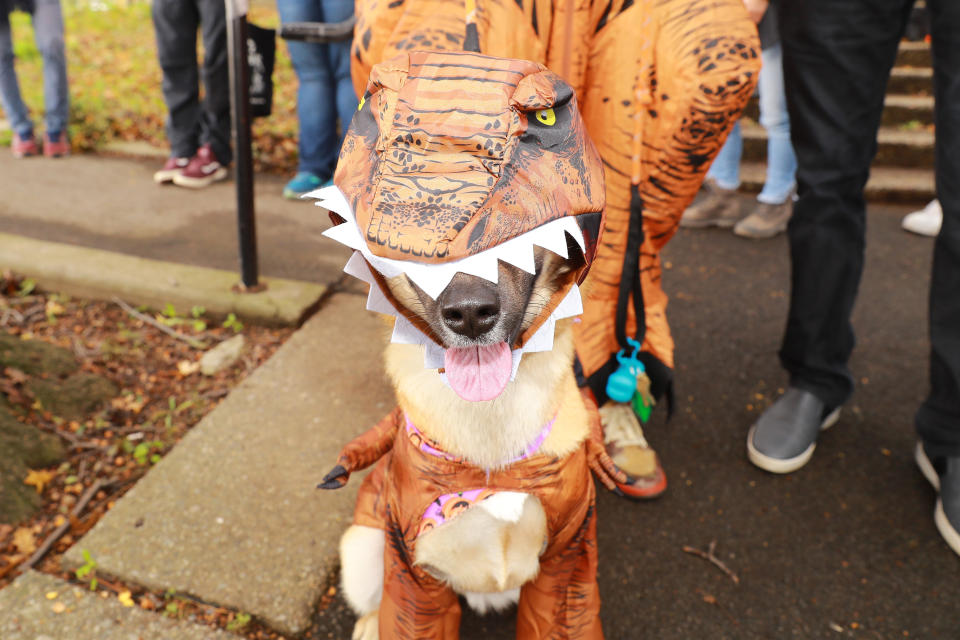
left=151, top=0, right=232, bottom=165
left=779, top=0, right=960, bottom=457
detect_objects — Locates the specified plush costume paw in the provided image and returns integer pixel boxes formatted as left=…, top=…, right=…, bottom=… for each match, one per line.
left=599, top=402, right=667, bottom=499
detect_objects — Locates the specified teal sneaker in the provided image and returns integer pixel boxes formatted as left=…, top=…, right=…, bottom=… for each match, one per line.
left=283, top=171, right=324, bottom=200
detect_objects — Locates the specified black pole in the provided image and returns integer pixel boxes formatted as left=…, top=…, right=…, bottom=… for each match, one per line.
left=226, top=0, right=259, bottom=289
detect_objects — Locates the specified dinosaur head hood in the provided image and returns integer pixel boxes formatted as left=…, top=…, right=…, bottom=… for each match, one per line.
left=314, top=50, right=605, bottom=397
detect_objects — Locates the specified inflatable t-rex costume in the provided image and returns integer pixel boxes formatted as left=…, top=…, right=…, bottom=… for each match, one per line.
left=348, top=0, right=762, bottom=493
left=319, top=51, right=620, bottom=638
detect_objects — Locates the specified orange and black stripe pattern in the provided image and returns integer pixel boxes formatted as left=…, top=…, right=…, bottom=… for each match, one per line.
left=335, top=50, right=605, bottom=263
left=347, top=0, right=761, bottom=393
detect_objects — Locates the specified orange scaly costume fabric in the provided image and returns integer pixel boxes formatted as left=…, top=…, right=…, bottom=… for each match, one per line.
left=335, top=392, right=608, bottom=639
left=349, top=0, right=762, bottom=399
left=326, top=53, right=614, bottom=638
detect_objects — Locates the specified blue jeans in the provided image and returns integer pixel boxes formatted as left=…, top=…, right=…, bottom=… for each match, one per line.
left=707, top=43, right=797, bottom=205
left=0, top=0, right=69, bottom=139
left=276, top=0, right=357, bottom=178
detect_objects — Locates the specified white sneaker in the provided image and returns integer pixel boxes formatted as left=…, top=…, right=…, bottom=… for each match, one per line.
left=901, top=199, right=942, bottom=237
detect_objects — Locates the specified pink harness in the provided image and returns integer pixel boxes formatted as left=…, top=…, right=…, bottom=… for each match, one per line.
left=404, top=413, right=557, bottom=537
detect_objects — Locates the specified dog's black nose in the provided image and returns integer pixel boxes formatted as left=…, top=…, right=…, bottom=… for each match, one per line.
left=440, top=279, right=500, bottom=339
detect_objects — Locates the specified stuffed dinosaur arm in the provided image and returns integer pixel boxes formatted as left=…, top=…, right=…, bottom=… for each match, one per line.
left=318, top=406, right=403, bottom=490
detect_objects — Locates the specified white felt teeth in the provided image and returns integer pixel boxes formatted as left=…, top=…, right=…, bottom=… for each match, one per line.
left=314, top=184, right=586, bottom=383
left=312, top=185, right=586, bottom=300
left=343, top=247, right=583, bottom=379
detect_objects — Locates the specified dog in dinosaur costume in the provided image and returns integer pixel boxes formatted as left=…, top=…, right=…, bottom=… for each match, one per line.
left=347, top=0, right=762, bottom=498
left=316, top=51, right=627, bottom=639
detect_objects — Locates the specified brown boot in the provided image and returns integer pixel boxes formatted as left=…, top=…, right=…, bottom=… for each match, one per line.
left=680, top=179, right=742, bottom=228
left=733, top=198, right=793, bottom=239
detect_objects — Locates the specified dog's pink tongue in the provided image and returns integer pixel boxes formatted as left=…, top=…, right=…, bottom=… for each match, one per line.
left=444, top=342, right=512, bottom=402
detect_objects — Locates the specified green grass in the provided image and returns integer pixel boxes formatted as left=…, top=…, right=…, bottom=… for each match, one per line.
left=1, top=0, right=299, bottom=171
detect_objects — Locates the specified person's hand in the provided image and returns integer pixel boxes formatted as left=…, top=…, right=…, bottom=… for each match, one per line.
left=743, top=0, right=769, bottom=23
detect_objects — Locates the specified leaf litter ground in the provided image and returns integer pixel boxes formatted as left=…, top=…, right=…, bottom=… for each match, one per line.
left=0, top=272, right=318, bottom=638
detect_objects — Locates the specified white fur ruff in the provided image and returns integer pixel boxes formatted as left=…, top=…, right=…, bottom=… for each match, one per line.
left=463, top=588, right=522, bottom=614
left=340, top=525, right=385, bottom=615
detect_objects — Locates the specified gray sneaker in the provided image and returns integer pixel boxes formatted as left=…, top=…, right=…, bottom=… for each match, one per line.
left=747, top=387, right=841, bottom=474
left=680, top=179, right=742, bottom=228
left=733, top=198, right=793, bottom=238
left=915, top=442, right=960, bottom=557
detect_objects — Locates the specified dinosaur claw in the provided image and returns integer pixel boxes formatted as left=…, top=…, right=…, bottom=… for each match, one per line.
left=317, top=464, right=348, bottom=490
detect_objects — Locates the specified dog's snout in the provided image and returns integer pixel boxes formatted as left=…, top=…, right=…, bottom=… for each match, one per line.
left=440, top=280, right=500, bottom=339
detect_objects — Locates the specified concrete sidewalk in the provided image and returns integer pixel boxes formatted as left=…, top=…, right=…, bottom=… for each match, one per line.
left=0, top=151, right=351, bottom=325
left=0, top=151, right=350, bottom=287
left=1, top=150, right=958, bottom=638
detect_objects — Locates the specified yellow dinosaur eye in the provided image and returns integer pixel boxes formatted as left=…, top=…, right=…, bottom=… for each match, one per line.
left=357, top=95, right=366, bottom=111
left=535, top=108, right=556, bottom=126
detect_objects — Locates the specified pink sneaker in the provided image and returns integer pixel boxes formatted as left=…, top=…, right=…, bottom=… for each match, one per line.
left=12, top=133, right=39, bottom=158
left=171, top=144, right=228, bottom=188
left=153, top=156, right=190, bottom=184
left=42, top=132, right=70, bottom=158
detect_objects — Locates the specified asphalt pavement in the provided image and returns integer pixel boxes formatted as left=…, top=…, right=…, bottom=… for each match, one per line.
left=1, top=150, right=956, bottom=638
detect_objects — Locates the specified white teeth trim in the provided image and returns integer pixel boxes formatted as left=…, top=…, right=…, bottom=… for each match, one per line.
left=343, top=251, right=398, bottom=316
left=343, top=251, right=375, bottom=284
left=365, top=281, right=396, bottom=315
left=424, top=341, right=445, bottom=370
left=391, top=315, right=423, bottom=345
left=318, top=185, right=587, bottom=386
left=314, top=185, right=586, bottom=300
left=522, top=318, right=556, bottom=354
left=552, top=284, right=583, bottom=320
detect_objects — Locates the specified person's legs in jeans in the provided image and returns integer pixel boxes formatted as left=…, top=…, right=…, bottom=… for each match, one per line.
left=321, top=0, right=357, bottom=157
left=917, top=0, right=960, bottom=459
left=778, top=0, right=912, bottom=410
left=706, top=120, right=742, bottom=191
left=31, top=0, right=68, bottom=140
left=277, top=0, right=336, bottom=178
left=152, top=0, right=201, bottom=159
left=197, top=0, right=230, bottom=164
left=756, top=42, right=795, bottom=205
left=681, top=119, right=743, bottom=228
left=0, top=14, right=33, bottom=139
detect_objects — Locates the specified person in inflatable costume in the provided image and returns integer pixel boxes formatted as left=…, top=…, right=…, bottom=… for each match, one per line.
left=348, top=0, right=762, bottom=497
left=317, top=51, right=626, bottom=638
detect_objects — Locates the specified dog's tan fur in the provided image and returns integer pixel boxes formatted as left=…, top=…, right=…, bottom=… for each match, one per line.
left=340, top=248, right=592, bottom=639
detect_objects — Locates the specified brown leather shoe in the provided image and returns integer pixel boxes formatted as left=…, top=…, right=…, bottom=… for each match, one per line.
left=733, top=198, right=793, bottom=238
left=680, top=179, right=742, bottom=228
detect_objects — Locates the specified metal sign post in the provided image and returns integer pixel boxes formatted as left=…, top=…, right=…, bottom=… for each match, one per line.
left=225, top=0, right=260, bottom=290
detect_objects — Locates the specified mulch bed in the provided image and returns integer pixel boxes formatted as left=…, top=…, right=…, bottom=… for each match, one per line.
left=0, top=272, right=301, bottom=638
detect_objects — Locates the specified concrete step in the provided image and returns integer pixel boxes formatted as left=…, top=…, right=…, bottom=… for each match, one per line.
left=743, top=93, right=933, bottom=128
left=896, top=40, right=931, bottom=67
left=888, top=66, right=933, bottom=95
left=881, top=94, right=934, bottom=127
left=62, top=291, right=396, bottom=636
left=739, top=162, right=935, bottom=203
left=0, top=571, right=233, bottom=640
left=741, top=123, right=934, bottom=169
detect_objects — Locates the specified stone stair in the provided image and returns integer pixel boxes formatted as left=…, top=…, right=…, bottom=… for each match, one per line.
left=740, top=40, right=935, bottom=202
